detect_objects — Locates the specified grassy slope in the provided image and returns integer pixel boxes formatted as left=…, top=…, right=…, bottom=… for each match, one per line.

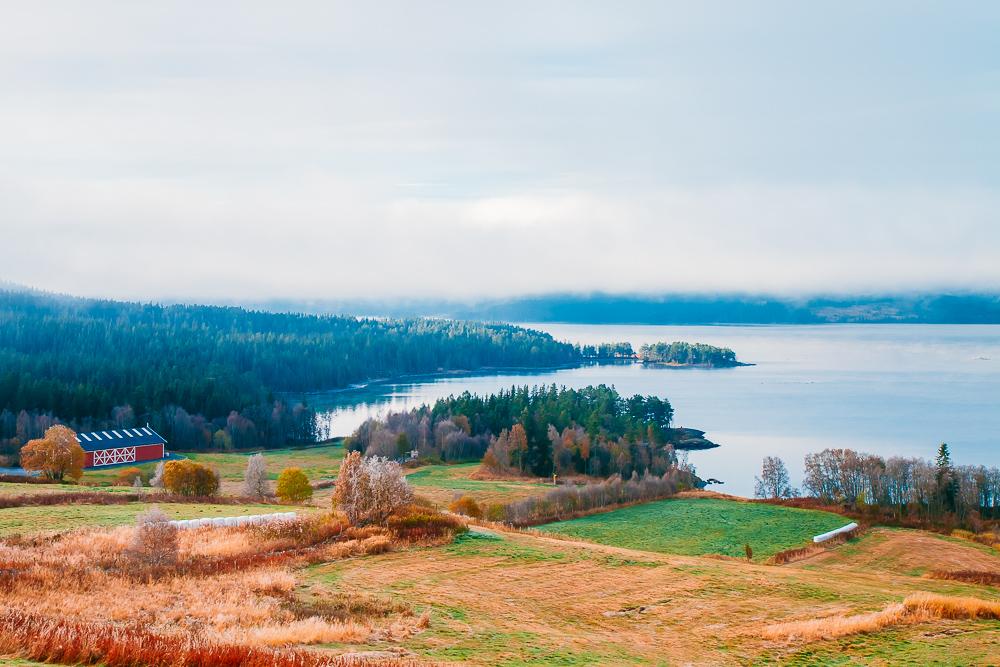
left=535, top=497, right=849, bottom=560
left=0, top=501, right=310, bottom=536
left=404, top=463, right=552, bottom=507
left=305, top=526, right=1000, bottom=665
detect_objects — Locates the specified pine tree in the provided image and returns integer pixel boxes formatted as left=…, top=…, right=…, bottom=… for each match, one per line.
left=935, top=443, right=958, bottom=514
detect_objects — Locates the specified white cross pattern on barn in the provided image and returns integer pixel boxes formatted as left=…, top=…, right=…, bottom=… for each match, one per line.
left=92, top=446, right=137, bottom=466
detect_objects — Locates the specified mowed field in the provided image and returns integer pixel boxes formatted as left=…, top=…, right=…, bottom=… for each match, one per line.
left=306, top=524, right=1000, bottom=665
left=535, top=497, right=849, bottom=560
left=3, top=448, right=999, bottom=665
left=1, top=469, right=999, bottom=664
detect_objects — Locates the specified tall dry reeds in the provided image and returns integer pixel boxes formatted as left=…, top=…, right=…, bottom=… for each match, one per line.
left=926, top=569, right=1000, bottom=586
left=0, top=609, right=409, bottom=666
left=760, top=592, right=1000, bottom=642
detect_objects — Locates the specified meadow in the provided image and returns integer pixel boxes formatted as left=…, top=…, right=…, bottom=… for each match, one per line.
left=403, top=463, right=552, bottom=507
left=2, top=449, right=999, bottom=665
left=0, top=501, right=311, bottom=537
left=310, top=525, right=1000, bottom=665
left=534, top=496, right=849, bottom=560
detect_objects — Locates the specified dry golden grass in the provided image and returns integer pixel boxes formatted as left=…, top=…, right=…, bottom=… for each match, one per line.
left=0, top=513, right=440, bottom=664
left=788, top=526, right=1000, bottom=574
left=307, top=523, right=1000, bottom=665
left=926, top=569, right=1000, bottom=586
left=225, top=617, right=373, bottom=646
left=760, top=592, right=1000, bottom=642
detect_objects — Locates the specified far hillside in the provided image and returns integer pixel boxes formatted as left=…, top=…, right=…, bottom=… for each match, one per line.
left=0, top=288, right=577, bottom=463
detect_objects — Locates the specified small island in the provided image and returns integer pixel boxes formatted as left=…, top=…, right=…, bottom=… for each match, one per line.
left=638, top=341, right=748, bottom=368
left=580, top=341, right=748, bottom=368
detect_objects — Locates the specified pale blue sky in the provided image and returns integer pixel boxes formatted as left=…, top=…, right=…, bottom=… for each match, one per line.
left=1, top=1, right=998, bottom=299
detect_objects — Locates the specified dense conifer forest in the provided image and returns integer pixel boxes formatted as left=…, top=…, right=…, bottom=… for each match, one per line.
left=0, top=289, right=577, bottom=463
left=349, top=384, right=706, bottom=479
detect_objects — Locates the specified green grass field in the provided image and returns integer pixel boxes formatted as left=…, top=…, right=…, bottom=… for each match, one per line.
left=536, top=497, right=849, bottom=560
left=0, top=500, right=310, bottom=536
left=76, top=443, right=346, bottom=487
left=404, top=462, right=551, bottom=506
left=0, top=482, right=124, bottom=496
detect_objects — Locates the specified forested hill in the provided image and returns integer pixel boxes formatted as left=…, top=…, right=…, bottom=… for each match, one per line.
left=0, top=289, right=577, bottom=459
left=252, top=292, right=1000, bottom=324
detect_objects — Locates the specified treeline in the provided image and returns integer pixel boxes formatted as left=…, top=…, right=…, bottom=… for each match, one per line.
left=0, top=400, right=317, bottom=467
left=502, top=470, right=686, bottom=526
left=801, top=445, right=1000, bottom=524
left=0, top=289, right=578, bottom=458
left=580, top=342, right=635, bottom=359
left=638, top=342, right=739, bottom=367
left=349, top=384, right=688, bottom=479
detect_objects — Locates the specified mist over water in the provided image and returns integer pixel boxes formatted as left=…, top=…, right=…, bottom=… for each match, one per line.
left=309, top=324, right=1000, bottom=496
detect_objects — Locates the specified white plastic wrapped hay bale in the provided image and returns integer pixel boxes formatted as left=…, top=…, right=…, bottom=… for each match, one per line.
left=813, top=522, right=858, bottom=543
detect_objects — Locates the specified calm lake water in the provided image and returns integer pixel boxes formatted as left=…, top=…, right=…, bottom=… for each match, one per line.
left=308, top=324, right=1000, bottom=497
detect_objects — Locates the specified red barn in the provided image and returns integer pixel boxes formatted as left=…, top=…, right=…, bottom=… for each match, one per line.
left=76, top=427, right=168, bottom=468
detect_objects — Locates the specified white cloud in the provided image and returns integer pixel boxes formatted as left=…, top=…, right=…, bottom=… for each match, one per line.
left=0, top=2, right=998, bottom=300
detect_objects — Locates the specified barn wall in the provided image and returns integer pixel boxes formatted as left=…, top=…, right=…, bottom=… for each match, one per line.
left=135, top=444, right=164, bottom=462
left=83, top=443, right=165, bottom=468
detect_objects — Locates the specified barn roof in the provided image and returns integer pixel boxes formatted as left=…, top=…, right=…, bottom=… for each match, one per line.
left=74, top=427, right=167, bottom=452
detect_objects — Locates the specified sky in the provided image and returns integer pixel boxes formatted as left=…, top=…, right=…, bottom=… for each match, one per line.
left=1, top=1, right=998, bottom=301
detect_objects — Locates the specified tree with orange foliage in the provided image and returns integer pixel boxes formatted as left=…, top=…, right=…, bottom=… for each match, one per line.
left=20, top=425, right=84, bottom=481
left=448, top=494, right=483, bottom=519
left=162, top=460, right=220, bottom=496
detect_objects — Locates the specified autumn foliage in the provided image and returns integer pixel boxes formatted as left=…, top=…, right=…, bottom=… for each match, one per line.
left=448, top=494, right=483, bottom=519
left=114, top=466, right=145, bottom=486
left=333, top=452, right=412, bottom=526
left=162, top=460, right=220, bottom=496
left=275, top=467, right=313, bottom=503
left=19, top=425, right=84, bottom=481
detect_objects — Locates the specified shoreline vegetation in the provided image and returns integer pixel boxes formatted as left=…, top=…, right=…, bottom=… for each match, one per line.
left=347, top=384, right=719, bottom=484
left=580, top=340, right=748, bottom=368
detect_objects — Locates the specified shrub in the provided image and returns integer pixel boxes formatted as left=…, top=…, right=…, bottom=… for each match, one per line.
left=114, top=467, right=144, bottom=487
left=333, top=452, right=412, bottom=526
left=243, top=453, right=271, bottom=498
left=275, top=467, right=312, bottom=503
left=448, top=495, right=483, bottom=519
left=502, top=471, right=680, bottom=526
left=387, top=504, right=467, bottom=541
left=162, top=460, right=220, bottom=496
left=128, top=507, right=178, bottom=568
left=485, top=503, right=507, bottom=522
